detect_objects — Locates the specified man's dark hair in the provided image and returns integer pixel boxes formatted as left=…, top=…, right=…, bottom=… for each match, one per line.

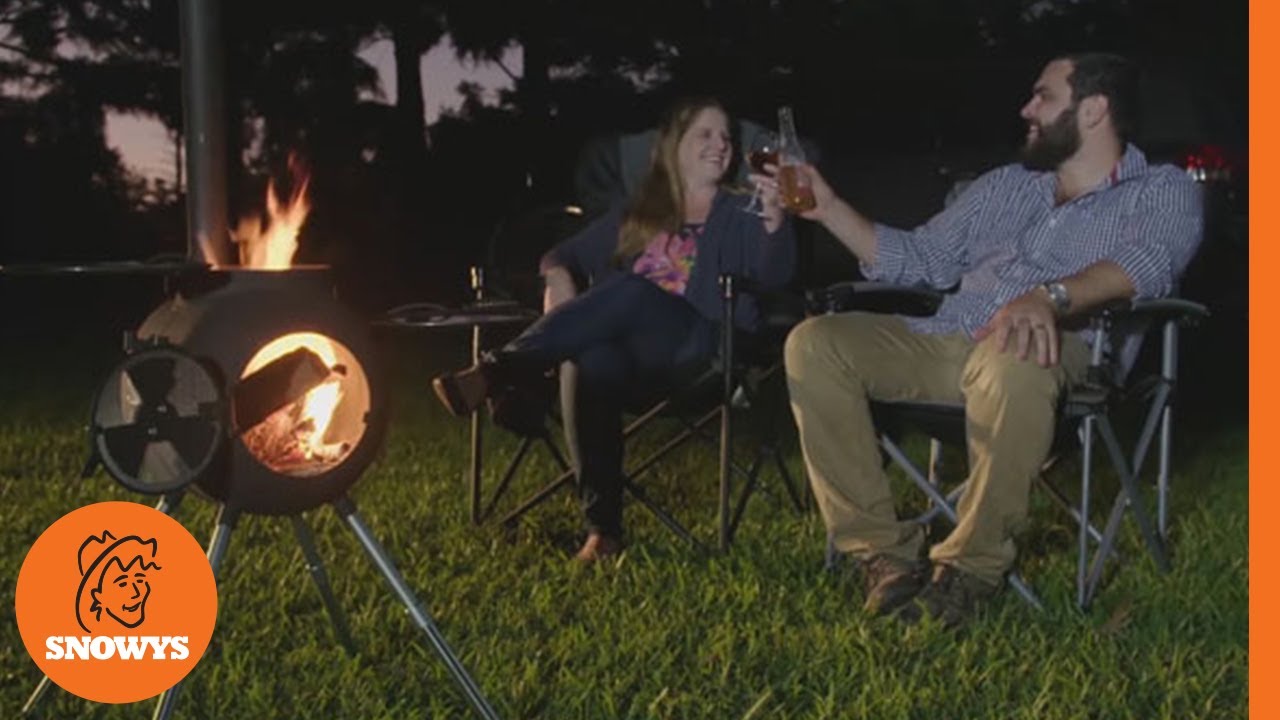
left=1057, top=53, right=1141, bottom=143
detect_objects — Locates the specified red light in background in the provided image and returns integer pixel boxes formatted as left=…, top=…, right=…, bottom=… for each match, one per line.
left=1182, top=144, right=1233, bottom=182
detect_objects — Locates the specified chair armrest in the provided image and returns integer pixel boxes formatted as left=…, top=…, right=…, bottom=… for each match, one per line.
left=716, top=273, right=780, bottom=297
left=1090, top=297, right=1210, bottom=328
left=804, top=280, right=946, bottom=318
left=717, top=273, right=806, bottom=335
left=1125, top=297, right=1210, bottom=325
left=1079, top=296, right=1209, bottom=386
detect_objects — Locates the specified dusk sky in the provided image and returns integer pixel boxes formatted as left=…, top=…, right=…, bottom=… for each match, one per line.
left=105, top=35, right=522, bottom=183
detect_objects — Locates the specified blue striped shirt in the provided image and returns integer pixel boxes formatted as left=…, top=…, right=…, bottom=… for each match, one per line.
left=865, top=145, right=1204, bottom=338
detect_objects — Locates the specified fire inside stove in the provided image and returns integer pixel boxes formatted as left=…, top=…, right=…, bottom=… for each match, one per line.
left=238, top=332, right=371, bottom=477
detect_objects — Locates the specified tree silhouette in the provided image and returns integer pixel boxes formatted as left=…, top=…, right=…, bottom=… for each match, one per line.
left=0, top=0, right=1247, bottom=307
left=0, top=0, right=183, bottom=261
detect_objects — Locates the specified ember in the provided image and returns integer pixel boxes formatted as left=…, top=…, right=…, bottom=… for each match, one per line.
left=240, top=381, right=349, bottom=475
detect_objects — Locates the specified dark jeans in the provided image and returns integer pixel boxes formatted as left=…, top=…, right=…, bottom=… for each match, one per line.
left=501, top=273, right=717, bottom=536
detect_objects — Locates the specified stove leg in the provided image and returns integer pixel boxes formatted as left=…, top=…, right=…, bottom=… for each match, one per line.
left=291, top=514, right=358, bottom=655
left=332, top=496, right=502, bottom=720
left=20, top=675, right=53, bottom=716
left=153, top=503, right=240, bottom=720
left=155, top=490, right=184, bottom=516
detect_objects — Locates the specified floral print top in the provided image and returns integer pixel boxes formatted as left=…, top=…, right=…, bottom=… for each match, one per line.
left=632, top=224, right=703, bottom=296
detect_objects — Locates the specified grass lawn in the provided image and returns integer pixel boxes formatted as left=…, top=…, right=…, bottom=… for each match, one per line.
left=0, top=323, right=1247, bottom=719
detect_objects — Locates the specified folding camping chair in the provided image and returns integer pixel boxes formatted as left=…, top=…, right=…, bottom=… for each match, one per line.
left=814, top=281, right=1208, bottom=609
left=470, top=267, right=807, bottom=551
left=460, top=121, right=815, bottom=550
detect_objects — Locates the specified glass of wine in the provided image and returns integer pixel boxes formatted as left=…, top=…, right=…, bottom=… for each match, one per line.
left=741, top=131, right=779, bottom=216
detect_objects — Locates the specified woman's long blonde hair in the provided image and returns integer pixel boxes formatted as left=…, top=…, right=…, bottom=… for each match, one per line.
left=614, top=97, right=731, bottom=264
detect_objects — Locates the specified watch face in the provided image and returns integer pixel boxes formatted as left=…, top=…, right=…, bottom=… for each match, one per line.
left=1048, top=283, right=1069, bottom=311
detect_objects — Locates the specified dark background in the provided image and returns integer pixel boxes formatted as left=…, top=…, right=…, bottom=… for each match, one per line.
left=0, top=0, right=1248, bottom=418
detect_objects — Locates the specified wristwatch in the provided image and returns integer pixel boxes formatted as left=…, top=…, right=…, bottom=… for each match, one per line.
left=1040, top=281, right=1071, bottom=316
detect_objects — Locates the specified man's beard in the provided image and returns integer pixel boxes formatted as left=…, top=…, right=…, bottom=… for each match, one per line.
left=1020, top=103, right=1081, bottom=171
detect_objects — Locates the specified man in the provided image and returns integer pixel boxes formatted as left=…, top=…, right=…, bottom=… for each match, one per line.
left=781, top=53, right=1203, bottom=626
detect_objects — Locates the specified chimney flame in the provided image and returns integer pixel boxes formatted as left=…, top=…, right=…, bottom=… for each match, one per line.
left=231, top=153, right=311, bottom=270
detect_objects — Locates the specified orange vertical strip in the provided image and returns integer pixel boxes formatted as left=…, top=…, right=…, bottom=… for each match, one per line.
left=1251, top=0, right=1271, bottom=716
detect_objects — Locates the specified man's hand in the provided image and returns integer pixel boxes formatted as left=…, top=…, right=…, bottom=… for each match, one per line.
left=791, top=163, right=840, bottom=224
left=752, top=162, right=842, bottom=224
left=974, top=288, right=1061, bottom=367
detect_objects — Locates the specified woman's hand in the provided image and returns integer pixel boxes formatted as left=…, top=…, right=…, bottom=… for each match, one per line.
left=747, top=169, right=785, bottom=234
left=542, top=265, right=578, bottom=313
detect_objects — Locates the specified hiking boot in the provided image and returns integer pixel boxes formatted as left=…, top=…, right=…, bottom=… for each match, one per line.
left=861, top=554, right=930, bottom=616
left=895, top=563, right=1001, bottom=628
left=432, top=363, right=492, bottom=417
left=573, top=531, right=624, bottom=563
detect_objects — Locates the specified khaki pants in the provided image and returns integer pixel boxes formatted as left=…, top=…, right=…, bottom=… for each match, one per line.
left=784, top=312, right=1089, bottom=585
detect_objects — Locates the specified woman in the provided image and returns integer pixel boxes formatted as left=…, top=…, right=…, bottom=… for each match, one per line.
left=433, top=97, right=795, bottom=560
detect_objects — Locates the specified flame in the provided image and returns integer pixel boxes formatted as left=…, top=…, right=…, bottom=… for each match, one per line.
left=233, top=154, right=311, bottom=270
left=300, top=380, right=343, bottom=443
left=241, top=331, right=350, bottom=474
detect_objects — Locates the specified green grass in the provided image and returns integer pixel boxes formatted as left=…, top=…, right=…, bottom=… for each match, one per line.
left=0, top=333, right=1247, bottom=719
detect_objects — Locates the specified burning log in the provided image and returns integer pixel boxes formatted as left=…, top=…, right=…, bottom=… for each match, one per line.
left=239, top=382, right=351, bottom=475
left=233, top=346, right=331, bottom=431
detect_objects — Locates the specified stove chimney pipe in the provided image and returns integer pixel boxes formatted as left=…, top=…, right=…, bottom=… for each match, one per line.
left=179, top=0, right=229, bottom=265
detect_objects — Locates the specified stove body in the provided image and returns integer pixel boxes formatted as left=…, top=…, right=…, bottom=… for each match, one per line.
left=134, top=267, right=385, bottom=515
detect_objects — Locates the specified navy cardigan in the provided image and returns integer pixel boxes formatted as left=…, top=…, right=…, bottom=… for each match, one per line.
left=540, top=189, right=796, bottom=331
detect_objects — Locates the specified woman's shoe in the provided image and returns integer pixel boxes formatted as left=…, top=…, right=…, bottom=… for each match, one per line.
left=431, top=364, right=490, bottom=417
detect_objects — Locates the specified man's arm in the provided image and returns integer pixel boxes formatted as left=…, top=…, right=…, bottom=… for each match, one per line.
left=975, top=260, right=1135, bottom=368
left=788, top=162, right=990, bottom=288
left=978, top=171, right=1203, bottom=368
left=1054, top=260, right=1136, bottom=315
left=796, top=170, right=879, bottom=266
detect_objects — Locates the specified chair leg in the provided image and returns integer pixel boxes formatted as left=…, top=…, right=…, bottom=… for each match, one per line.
left=1035, top=474, right=1106, bottom=546
left=927, top=438, right=943, bottom=485
left=1099, top=416, right=1169, bottom=573
left=1158, top=403, right=1173, bottom=538
left=621, top=479, right=706, bottom=550
left=1130, top=382, right=1171, bottom=484
left=479, top=435, right=540, bottom=523
left=719, top=402, right=732, bottom=551
left=727, top=452, right=766, bottom=543
left=773, top=448, right=807, bottom=513
left=1005, top=573, right=1045, bottom=611
left=1110, top=378, right=1172, bottom=554
left=610, top=386, right=790, bottom=551
left=1081, top=415, right=1171, bottom=608
left=498, top=470, right=575, bottom=529
left=1158, top=319, right=1181, bottom=539
left=1078, top=416, right=1095, bottom=609
left=879, top=436, right=1042, bottom=610
left=495, top=435, right=575, bottom=528
left=913, top=484, right=965, bottom=525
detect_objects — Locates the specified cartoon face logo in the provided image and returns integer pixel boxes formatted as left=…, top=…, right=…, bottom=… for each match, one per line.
left=16, top=502, right=218, bottom=704
left=74, top=531, right=162, bottom=632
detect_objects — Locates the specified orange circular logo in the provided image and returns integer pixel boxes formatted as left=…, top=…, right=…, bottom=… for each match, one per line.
left=14, top=501, right=218, bottom=704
